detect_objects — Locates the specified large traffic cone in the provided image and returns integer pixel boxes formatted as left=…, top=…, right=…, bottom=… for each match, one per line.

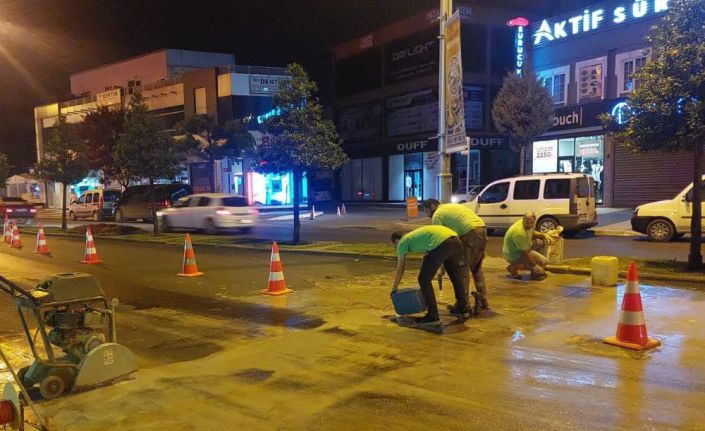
left=80, top=227, right=103, bottom=264
left=35, top=223, right=50, bottom=254
left=341, top=203, right=347, bottom=215
left=10, top=222, right=22, bottom=250
left=603, top=261, right=661, bottom=350
left=177, top=233, right=203, bottom=277
left=310, top=205, right=316, bottom=220
left=2, top=214, right=10, bottom=244
left=261, top=241, right=292, bottom=295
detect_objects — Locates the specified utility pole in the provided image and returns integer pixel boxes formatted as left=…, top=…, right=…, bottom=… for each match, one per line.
left=437, top=0, right=452, bottom=203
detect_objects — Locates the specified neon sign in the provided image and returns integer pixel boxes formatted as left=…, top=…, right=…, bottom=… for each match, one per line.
left=508, top=17, right=529, bottom=76
left=256, top=108, right=282, bottom=124
left=533, top=0, right=669, bottom=46
left=611, top=101, right=631, bottom=125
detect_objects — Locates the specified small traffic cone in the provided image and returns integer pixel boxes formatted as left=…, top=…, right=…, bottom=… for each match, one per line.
left=310, top=205, right=316, bottom=220
left=341, top=203, right=347, bottom=214
left=10, top=222, right=22, bottom=250
left=177, top=233, right=203, bottom=277
left=261, top=241, right=292, bottom=295
left=337, top=206, right=341, bottom=217
left=35, top=223, right=50, bottom=254
left=80, top=227, right=103, bottom=264
left=3, top=214, right=10, bottom=244
left=603, top=261, right=661, bottom=351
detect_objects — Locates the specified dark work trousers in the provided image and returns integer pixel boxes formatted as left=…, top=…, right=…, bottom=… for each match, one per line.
left=459, top=228, right=488, bottom=300
left=418, top=237, right=468, bottom=319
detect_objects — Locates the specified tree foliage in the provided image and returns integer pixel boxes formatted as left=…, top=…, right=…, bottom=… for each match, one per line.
left=115, top=92, right=184, bottom=235
left=36, top=115, right=91, bottom=230
left=253, top=63, right=348, bottom=243
left=0, top=152, right=10, bottom=186
left=80, top=106, right=132, bottom=188
left=492, top=73, right=554, bottom=172
left=175, top=114, right=254, bottom=162
left=604, top=0, right=705, bottom=270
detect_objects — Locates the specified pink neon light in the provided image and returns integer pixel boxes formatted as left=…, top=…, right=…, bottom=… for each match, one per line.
left=507, top=17, right=529, bottom=27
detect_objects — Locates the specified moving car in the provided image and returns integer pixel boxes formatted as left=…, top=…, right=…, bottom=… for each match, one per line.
left=157, top=193, right=259, bottom=234
left=467, top=173, right=598, bottom=233
left=68, top=189, right=121, bottom=221
left=0, top=197, right=37, bottom=224
left=114, top=184, right=192, bottom=222
left=631, top=176, right=705, bottom=241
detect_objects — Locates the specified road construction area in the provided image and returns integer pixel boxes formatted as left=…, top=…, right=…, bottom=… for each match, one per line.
left=1, top=236, right=704, bottom=430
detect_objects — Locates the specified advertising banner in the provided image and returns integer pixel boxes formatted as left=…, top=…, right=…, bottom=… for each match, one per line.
left=445, top=11, right=467, bottom=154
left=249, top=75, right=290, bottom=95
left=337, top=101, right=383, bottom=143
left=384, top=29, right=438, bottom=85
left=578, top=63, right=603, bottom=101
left=386, top=89, right=438, bottom=137
left=532, top=139, right=558, bottom=173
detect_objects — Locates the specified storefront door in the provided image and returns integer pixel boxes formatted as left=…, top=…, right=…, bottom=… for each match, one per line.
left=404, top=169, right=423, bottom=200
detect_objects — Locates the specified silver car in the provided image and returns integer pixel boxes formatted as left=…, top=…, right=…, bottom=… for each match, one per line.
left=158, top=193, right=259, bottom=234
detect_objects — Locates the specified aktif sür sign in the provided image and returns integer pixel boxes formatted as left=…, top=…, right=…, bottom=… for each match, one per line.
left=533, top=0, right=669, bottom=46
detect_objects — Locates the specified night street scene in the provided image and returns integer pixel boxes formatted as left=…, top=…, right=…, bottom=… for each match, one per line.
left=1, top=0, right=705, bottom=429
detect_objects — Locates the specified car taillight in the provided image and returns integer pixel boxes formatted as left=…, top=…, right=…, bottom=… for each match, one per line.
left=164, top=200, right=170, bottom=208
left=216, top=208, right=231, bottom=215
left=6, top=209, right=12, bottom=213
left=30, top=208, right=37, bottom=213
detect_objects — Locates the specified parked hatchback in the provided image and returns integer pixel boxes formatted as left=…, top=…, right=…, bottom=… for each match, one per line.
left=69, top=189, right=121, bottom=221
left=114, top=184, right=192, bottom=222
left=157, top=193, right=259, bottom=234
left=467, top=173, right=598, bottom=233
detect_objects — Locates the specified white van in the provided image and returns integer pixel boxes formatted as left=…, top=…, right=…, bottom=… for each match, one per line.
left=467, top=173, right=598, bottom=233
left=631, top=176, right=705, bottom=241
left=69, top=189, right=121, bottom=221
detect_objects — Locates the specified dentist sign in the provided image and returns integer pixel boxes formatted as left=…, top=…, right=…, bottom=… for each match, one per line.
left=533, top=0, right=669, bottom=46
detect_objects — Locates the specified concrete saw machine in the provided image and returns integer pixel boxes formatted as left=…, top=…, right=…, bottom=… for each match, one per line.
left=0, top=272, right=137, bottom=400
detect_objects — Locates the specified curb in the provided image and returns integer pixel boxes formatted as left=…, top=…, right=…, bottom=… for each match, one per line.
left=591, top=229, right=641, bottom=237
left=547, top=264, right=705, bottom=285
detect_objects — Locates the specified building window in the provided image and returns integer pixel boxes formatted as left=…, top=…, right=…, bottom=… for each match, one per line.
left=194, top=87, right=207, bottom=115
left=623, top=56, right=647, bottom=92
left=575, top=56, right=607, bottom=102
left=538, top=66, right=569, bottom=105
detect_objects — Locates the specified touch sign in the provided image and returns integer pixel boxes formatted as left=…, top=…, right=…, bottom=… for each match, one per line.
left=533, top=0, right=669, bottom=46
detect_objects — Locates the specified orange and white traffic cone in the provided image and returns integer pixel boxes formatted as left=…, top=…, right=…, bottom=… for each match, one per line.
left=261, top=241, right=292, bottom=295
left=337, top=206, right=341, bottom=217
left=177, top=233, right=203, bottom=277
left=603, top=261, right=661, bottom=350
left=10, top=222, right=22, bottom=250
left=80, top=227, right=103, bottom=264
left=342, top=203, right=347, bottom=215
left=2, top=214, right=10, bottom=244
left=35, top=223, right=50, bottom=254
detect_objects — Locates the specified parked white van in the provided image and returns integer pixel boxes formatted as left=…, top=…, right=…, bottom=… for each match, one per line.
left=631, top=176, right=705, bottom=241
left=466, top=173, right=598, bottom=233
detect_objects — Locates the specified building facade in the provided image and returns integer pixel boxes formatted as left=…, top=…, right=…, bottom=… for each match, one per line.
left=34, top=49, right=300, bottom=208
left=526, top=0, right=691, bottom=207
left=333, top=5, right=524, bottom=202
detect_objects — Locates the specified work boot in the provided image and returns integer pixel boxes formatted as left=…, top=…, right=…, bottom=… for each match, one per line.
left=446, top=303, right=470, bottom=319
left=530, top=271, right=547, bottom=281
left=473, top=293, right=489, bottom=310
left=413, top=314, right=441, bottom=326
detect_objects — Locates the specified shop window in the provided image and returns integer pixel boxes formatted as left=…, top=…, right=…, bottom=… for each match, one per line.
left=195, top=87, right=207, bottom=115
left=617, top=49, right=649, bottom=96
left=623, top=57, right=647, bottom=92
left=544, top=179, right=570, bottom=199
left=513, top=180, right=540, bottom=200
left=539, top=66, right=569, bottom=104
left=479, top=182, right=509, bottom=204
left=575, top=57, right=607, bottom=102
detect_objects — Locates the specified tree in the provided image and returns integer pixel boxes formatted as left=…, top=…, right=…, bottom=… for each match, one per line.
left=0, top=152, right=10, bottom=187
left=80, top=106, right=133, bottom=189
left=492, top=73, right=554, bottom=174
left=253, top=63, right=348, bottom=243
left=174, top=114, right=254, bottom=191
left=115, top=92, right=183, bottom=235
left=36, top=115, right=90, bottom=230
left=602, top=0, right=705, bottom=270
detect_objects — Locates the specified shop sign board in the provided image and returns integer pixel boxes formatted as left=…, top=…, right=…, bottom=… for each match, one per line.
left=384, top=29, right=438, bottom=85
left=532, top=0, right=669, bottom=47
left=549, top=100, right=609, bottom=132
left=96, top=89, right=121, bottom=107
left=532, top=139, right=558, bottom=173
left=578, top=63, right=603, bottom=100
left=468, top=136, right=510, bottom=149
left=249, top=75, right=290, bottom=95
left=386, top=89, right=438, bottom=137
left=576, top=137, right=603, bottom=157
left=337, top=101, right=383, bottom=143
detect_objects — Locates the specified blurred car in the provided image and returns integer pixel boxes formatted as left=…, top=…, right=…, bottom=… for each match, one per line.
left=451, top=185, right=485, bottom=204
left=0, top=197, right=37, bottom=224
left=114, top=184, right=192, bottom=222
left=157, top=193, right=259, bottom=234
left=68, top=189, right=121, bottom=221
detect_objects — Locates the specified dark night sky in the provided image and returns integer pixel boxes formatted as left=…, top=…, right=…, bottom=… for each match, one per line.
left=0, top=0, right=590, bottom=172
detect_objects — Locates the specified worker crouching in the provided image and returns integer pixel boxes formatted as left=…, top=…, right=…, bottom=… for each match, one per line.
left=503, top=212, right=551, bottom=281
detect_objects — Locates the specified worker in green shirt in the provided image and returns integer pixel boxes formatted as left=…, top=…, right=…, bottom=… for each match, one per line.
left=422, top=199, right=489, bottom=310
left=391, top=225, right=470, bottom=325
left=503, top=212, right=551, bottom=280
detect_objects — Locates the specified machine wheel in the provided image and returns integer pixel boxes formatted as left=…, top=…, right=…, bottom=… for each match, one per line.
left=39, top=375, right=66, bottom=400
left=69, top=211, right=77, bottom=220
left=646, top=218, right=675, bottom=242
left=537, top=216, right=560, bottom=233
left=203, top=218, right=217, bottom=235
left=115, top=210, right=125, bottom=223
left=16, top=366, right=29, bottom=387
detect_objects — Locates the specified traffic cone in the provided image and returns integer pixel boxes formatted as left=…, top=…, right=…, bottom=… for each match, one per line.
left=10, top=222, right=22, bottom=250
left=2, top=214, right=10, bottom=244
left=337, top=206, right=341, bottom=217
left=261, top=241, right=292, bottom=295
left=177, top=233, right=203, bottom=277
left=80, top=227, right=103, bottom=264
left=310, top=205, right=316, bottom=220
left=35, top=223, right=50, bottom=254
left=603, top=261, right=661, bottom=350
left=342, top=203, right=347, bottom=214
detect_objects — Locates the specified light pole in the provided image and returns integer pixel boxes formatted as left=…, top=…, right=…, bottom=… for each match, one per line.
left=437, top=0, right=453, bottom=203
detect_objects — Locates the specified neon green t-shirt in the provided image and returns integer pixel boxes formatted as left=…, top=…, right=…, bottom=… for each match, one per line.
left=431, top=203, right=485, bottom=235
left=503, top=219, right=533, bottom=262
left=396, top=225, right=457, bottom=259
